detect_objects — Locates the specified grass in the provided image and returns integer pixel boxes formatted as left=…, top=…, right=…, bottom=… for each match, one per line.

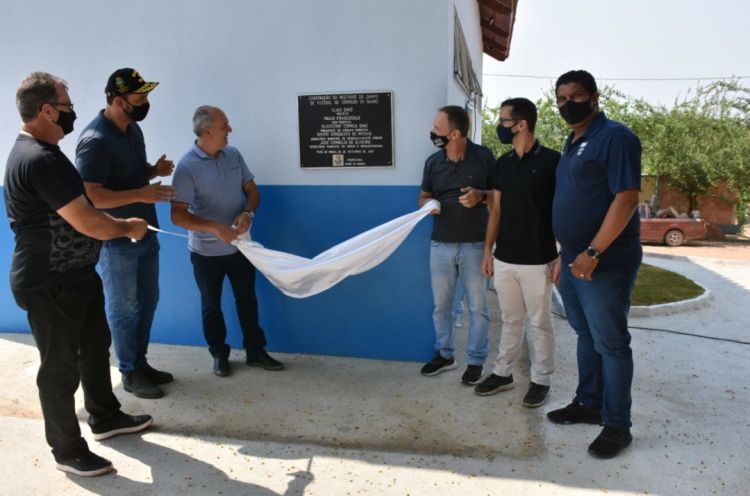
left=631, top=263, right=704, bottom=306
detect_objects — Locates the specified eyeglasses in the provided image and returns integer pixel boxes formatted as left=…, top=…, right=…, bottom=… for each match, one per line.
left=47, top=101, right=75, bottom=111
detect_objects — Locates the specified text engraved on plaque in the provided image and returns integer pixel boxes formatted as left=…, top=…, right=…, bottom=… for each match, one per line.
left=298, top=92, right=393, bottom=168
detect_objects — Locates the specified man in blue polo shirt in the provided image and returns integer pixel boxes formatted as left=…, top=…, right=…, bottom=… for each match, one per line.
left=76, top=68, right=176, bottom=400
left=171, top=105, right=283, bottom=377
left=418, top=105, right=494, bottom=385
left=548, top=70, right=642, bottom=459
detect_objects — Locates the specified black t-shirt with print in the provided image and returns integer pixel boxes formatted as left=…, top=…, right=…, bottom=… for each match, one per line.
left=4, top=134, right=101, bottom=291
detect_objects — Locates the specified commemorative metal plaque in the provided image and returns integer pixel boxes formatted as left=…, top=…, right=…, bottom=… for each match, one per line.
left=298, top=92, right=393, bottom=168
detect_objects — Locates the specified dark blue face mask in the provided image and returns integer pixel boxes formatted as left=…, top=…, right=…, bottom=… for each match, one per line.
left=496, top=121, right=518, bottom=144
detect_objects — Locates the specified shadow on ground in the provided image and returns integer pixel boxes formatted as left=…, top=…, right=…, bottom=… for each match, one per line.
left=2, top=255, right=749, bottom=494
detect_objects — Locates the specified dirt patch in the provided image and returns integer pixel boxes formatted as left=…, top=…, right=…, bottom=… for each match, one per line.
left=0, top=326, right=545, bottom=459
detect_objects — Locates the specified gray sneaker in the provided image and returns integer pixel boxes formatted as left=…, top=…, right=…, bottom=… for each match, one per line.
left=420, top=353, right=457, bottom=376
left=474, top=373, right=514, bottom=396
left=522, top=382, right=550, bottom=408
left=460, top=365, right=483, bottom=385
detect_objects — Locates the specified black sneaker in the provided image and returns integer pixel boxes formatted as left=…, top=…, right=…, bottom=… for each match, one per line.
left=522, top=382, right=550, bottom=408
left=246, top=350, right=284, bottom=371
left=420, top=353, right=457, bottom=376
left=143, top=363, right=174, bottom=385
left=56, top=450, right=114, bottom=477
left=214, top=357, right=231, bottom=377
left=588, top=426, right=633, bottom=458
left=91, top=412, right=153, bottom=441
left=473, top=373, right=514, bottom=396
left=547, top=399, right=602, bottom=425
left=123, top=368, right=164, bottom=399
left=460, top=365, right=483, bottom=385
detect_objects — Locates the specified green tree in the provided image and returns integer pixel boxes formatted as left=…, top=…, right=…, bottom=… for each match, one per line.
left=482, top=81, right=750, bottom=221
left=646, top=81, right=750, bottom=214
left=480, top=105, right=503, bottom=156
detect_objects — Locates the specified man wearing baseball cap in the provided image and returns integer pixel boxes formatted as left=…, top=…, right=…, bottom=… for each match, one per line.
left=76, top=68, right=176, bottom=399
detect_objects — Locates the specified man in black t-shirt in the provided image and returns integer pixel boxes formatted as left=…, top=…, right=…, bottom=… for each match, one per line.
left=4, top=72, right=153, bottom=477
left=474, top=98, right=560, bottom=409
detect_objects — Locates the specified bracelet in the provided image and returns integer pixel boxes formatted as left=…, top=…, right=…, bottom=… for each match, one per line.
left=242, top=210, right=255, bottom=218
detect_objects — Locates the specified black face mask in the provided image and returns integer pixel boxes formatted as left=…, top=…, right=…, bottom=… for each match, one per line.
left=496, top=122, right=518, bottom=144
left=430, top=131, right=450, bottom=148
left=559, top=99, right=594, bottom=125
left=55, top=109, right=77, bottom=135
left=124, top=100, right=150, bottom=122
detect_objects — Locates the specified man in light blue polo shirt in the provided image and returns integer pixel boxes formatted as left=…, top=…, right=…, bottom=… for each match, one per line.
left=171, top=106, right=283, bottom=377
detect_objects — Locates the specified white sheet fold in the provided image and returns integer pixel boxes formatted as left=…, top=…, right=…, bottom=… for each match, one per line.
left=232, top=200, right=439, bottom=298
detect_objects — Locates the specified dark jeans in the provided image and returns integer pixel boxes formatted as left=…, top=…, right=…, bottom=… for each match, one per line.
left=190, top=251, right=266, bottom=359
left=558, top=263, right=639, bottom=429
left=12, top=272, right=121, bottom=461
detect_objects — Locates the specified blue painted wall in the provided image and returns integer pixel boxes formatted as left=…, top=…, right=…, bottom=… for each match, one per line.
left=0, top=185, right=437, bottom=362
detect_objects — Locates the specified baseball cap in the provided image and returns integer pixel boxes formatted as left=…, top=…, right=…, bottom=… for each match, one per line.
left=105, top=68, right=159, bottom=98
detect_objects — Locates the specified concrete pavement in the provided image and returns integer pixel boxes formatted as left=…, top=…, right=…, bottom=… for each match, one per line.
left=0, top=253, right=748, bottom=495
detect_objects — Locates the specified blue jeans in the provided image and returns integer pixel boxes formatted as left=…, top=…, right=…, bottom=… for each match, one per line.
left=98, top=233, right=160, bottom=374
left=453, top=281, right=465, bottom=320
left=558, top=263, right=639, bottom=429
left=429, top=241, right=489, bottom=366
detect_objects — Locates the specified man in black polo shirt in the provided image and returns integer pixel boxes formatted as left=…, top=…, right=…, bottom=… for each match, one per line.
left=5, top=72, right=153, bottom=476
left=418, top=105, right=494, bottom=385
left=474, top=98, right=560, bottom=408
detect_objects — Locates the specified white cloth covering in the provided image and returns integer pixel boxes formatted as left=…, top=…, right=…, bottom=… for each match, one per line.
left=231, top=200, right=440, bottom=298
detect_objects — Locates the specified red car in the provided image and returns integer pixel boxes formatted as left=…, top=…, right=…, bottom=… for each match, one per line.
left=639, top=204, right=708, bottom=247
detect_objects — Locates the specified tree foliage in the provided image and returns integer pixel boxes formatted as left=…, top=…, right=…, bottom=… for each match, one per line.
left=482, top=80, right=750, bottom=221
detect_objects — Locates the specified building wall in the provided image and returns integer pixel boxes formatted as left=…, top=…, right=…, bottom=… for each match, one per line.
left=0, top=0, right=486, bottom=361
left=449, top=1, right=484, bottom=141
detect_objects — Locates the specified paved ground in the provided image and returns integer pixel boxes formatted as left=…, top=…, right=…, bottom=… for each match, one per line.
left=643, top=236, right=750, bottom=260
left=0, top=253, right=748, bottom=495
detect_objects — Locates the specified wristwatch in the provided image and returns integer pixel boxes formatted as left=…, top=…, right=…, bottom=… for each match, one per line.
left=585, top=246, right=600, bottom=259
left=243, top=209, right=255, bottom=219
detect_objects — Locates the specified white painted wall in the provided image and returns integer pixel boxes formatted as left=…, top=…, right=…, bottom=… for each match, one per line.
left=0, top=0, right=485, bottom=186
left=449, top=0, right=484, bottom=143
